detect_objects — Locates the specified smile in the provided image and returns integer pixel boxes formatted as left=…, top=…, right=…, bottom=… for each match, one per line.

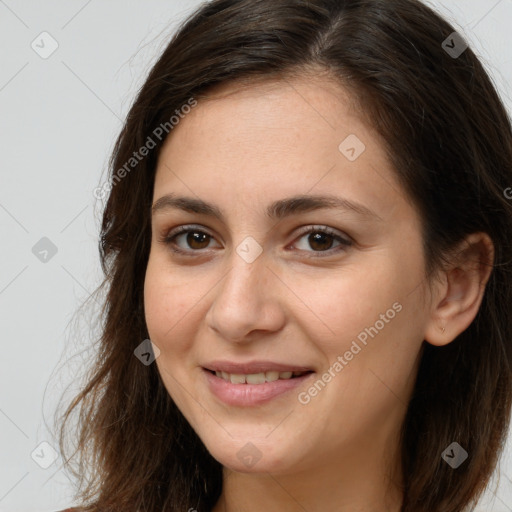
left=211, top=370, right=310, bottom=384
left=203, top=368, right=315, bottom=406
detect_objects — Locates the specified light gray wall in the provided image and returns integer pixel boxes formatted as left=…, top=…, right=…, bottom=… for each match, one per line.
left=0, top=1, right=510, bottom=511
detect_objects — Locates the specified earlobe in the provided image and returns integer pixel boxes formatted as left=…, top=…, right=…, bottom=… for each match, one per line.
left=424, top=233, right=494, bottom=347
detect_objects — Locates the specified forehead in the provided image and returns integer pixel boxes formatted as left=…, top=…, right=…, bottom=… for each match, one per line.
left=180, top=73, right=362, bottom=138
left=153, top=75, right=406, bottom=221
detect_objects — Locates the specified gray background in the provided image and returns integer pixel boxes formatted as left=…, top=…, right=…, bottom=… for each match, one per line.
left=0, top=1, right=511, bottom=511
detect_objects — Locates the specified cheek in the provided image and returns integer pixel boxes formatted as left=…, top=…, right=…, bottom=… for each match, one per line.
left=143, top=257, right=204, bottom=411
left=321, top=268, right=425, bottom=406
left=289, top=248, right=427, bottom=392
left=289, top=261, right=410, bottom=349
left=143, top=256, right=195, bottom=354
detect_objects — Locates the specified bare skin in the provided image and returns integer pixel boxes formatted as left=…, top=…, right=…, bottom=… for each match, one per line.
left=143, top=73, right=494, bottom=512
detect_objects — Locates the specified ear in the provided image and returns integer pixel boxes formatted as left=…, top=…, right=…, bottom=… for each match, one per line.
left=424, top=232, right=494, bottom=347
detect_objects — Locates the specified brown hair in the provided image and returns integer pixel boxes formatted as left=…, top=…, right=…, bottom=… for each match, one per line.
left=57, top=0, right=512, bottom=511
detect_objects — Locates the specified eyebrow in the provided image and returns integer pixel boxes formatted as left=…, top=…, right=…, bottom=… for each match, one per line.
left=151, top=193, right=382, bottom=221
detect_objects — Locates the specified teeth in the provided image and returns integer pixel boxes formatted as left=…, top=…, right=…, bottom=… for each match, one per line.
left=214, top=370, right=306, bottom=384
left=230, top=374, right=246, bottom=384
left=246, top=373, right=265, bottom=384
left=265, top=371, right=279, bottom=382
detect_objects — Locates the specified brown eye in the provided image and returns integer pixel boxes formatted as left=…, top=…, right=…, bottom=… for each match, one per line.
left=162, top=225, right=221, bottom=254
left=185, top=231, right=211, bottom=249
left=307, top=232, right=335, bottom=251
left=292, top=226, right=352, bottom=256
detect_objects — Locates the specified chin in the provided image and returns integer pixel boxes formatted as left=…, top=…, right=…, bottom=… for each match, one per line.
left=200, top=430, right=302, bottom=475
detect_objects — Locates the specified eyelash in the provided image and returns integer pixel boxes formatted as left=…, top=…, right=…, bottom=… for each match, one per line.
left=159, top=224, right=353, bottom=258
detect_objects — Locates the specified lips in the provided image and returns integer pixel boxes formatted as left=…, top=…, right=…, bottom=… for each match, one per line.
left=201, top=360, right=315, bottom=406
left=211, top=369, right=310, bottom=384
left=203, top=360, right=313, bottom=374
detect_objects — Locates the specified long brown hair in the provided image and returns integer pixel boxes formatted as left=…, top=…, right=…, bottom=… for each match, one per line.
left=57, top=0, right=512, bottom=510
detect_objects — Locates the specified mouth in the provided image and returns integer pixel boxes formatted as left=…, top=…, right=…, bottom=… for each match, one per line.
left=201, top=364, right=315, bottom=406
left=205, top=368, right=313, bottom=384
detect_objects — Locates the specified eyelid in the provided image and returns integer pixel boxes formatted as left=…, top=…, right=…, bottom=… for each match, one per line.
left=165, top=223, right=216, bottom=239
left=292, top=224, right=352, bottom=243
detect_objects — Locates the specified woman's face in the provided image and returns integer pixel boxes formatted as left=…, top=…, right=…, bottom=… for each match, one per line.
left=144, top=76, right=433, bottom=476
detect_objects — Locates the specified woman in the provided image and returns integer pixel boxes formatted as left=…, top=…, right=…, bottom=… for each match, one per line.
left=57, top=0, right=512, bottom=511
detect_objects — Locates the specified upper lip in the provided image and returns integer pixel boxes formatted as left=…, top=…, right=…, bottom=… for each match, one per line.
left=203, top=360, right=314, bottom=374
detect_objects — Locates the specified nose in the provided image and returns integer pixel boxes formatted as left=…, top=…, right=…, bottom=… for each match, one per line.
left=205, top=250, right=286, bottom=343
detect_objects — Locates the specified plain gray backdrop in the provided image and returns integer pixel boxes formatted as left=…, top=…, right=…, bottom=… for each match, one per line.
left=0, top=1, right=511, bottom=511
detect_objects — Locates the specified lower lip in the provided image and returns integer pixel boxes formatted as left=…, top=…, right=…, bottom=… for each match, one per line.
left=203, top=369, right=314, bottom=407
